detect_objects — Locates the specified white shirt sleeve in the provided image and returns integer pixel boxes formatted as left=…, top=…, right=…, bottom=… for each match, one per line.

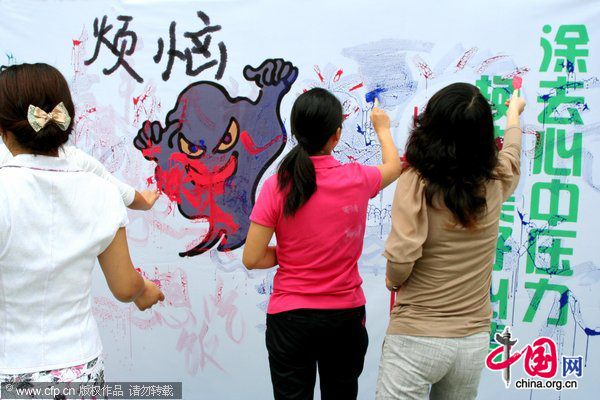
left=0, top=185, right=8, bottom=257
left=60, top=145, right=136, bottom=207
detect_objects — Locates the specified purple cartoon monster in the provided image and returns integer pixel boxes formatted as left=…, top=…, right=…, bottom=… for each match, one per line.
left=134, top=59, right=298, bottom=257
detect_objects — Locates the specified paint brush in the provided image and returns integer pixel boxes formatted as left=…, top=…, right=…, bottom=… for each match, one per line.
left=512, top=76, right=523, bottom=97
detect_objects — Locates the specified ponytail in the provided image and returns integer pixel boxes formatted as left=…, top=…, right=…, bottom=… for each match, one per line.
left=277, top=144, right=316, bottom=216
left=278, top=88, right=343, bottom=217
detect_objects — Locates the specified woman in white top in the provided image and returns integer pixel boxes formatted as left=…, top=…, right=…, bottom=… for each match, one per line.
left=0, top=63, right=164, bottom=388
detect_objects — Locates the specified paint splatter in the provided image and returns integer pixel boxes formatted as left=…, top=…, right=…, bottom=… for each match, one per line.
left=365, top=87, right=387, bottom=104
left=342, top=38, right=425, bottom=108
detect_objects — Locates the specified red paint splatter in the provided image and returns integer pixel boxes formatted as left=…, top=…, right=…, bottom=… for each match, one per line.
left=142, top=136, right=162, bottom=159
left=476, top=55, right=510, bottom=74
left=501, top=67, right=531, bottom=80
left=133, top=87, right=161, bottom=124
left=333, top=69, right=343, bottom=82
left=413, top=55, right=434, bottom=91
left=153, top=152, right=240, bottom=245
left=495, top=136, right=504, bottom=150
left=76, top=107, right=97, bottom=123
left=349, top=82, right=364, bottom=91
left=175, top=98, right=189, bottom=130
left=133, top=92, right=150, bottom=106
left=456, top=47, right=478, bottom=70
left=72, top=40, right=82, bottom=46
left=169, top=153, right=237, bottom=187
left=240, top=131, right=282, bottom=155
left=313, top=65, right=324, bottom=83
left=148, top=218, right=207, bottom=240
left=413, top=106, right=418, bottom=127
left=413, top=55, right=433, bottom=80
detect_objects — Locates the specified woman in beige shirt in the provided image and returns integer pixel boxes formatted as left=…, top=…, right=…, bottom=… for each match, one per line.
left=376, top=82, right=526, bottom=400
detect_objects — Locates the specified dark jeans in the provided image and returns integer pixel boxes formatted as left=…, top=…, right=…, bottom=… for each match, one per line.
left=265, top=306, right=369, bottom=400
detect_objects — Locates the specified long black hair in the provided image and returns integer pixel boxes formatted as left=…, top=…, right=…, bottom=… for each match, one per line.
left=278, top=88, right=343, bottom=216
left=405, top=82, right=498, bottom=227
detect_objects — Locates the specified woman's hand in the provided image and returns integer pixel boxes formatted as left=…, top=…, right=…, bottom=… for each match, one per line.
left=129, top=189, right=160, bottom=211
left=370, top=104, right=391, bottom=135
left=134, top=279, right=165, bottom=311
left=371, top=103, right=402, bottom=190
left=386, top=276, right=400, bottom=292
left=506, top=91, right=526, bottom=116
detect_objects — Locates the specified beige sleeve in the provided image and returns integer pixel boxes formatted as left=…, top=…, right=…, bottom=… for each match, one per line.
left=496, top=141, right=522, bottom=202
left=383, top=168, right=428, bottom=287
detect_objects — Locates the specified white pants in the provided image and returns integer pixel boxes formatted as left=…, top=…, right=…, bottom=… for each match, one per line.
left=376, top=332, right=489, bottom=400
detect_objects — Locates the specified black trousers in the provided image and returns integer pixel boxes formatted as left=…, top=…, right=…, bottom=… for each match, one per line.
left=265, top=306, right=368, bottom=400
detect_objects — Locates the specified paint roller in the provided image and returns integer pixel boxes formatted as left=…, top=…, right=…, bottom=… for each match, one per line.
left=512, top=75, right=523, bottom=97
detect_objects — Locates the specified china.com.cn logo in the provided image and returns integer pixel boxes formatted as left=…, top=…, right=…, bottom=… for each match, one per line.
left=485, top=327, right=583, bottom=391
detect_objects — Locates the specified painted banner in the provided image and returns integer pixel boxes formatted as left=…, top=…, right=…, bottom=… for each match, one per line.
left=1, top=0, right=599, bottom=398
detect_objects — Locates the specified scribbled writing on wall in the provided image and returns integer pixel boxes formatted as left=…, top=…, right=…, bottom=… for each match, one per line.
left=93, top=268, right=245, bottom=375
left=85, top=11, right=227, bottom=83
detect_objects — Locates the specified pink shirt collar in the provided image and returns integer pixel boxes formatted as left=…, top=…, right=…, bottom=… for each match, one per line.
left=309, top=155, right=341, bottom=169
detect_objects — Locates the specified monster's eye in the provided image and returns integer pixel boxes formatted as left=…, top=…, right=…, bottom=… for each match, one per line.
left=178, top=134, right=205, bottom=158
left=215, top=118, right=240, bottom=153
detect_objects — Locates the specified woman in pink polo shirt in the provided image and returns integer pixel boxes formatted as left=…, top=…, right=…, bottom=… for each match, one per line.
left=243, top=88, right=401, bottom=400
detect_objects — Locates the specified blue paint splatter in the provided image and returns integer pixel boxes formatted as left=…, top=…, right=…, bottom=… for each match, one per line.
left=365, top=87, right=387, bottom=103
left=518, top=210, right=529, bottom=226
left=566, top=60, right=575, bottom=74
left=256, top=277, right=273, bottom=295
left=343, top=39, right=425, bottom=108
left=559, top=290, right=569, bottom=308
left=584, top=328, right=600, bottom=336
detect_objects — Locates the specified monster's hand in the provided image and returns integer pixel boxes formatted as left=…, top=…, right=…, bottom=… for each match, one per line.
left=133, top=120, right=167, bottom=162
left=243, top=58, right=299, bottom=96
